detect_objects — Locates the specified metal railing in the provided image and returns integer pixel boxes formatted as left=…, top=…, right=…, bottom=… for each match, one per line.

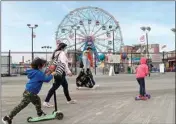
left=1, top=50, right=175, bottom=76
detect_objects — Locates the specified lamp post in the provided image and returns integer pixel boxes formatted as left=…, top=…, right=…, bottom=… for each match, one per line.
left=62, top=26, right=80, bottom=75
left=73, top=26, right=80, bottom=75
left=108, top=25, right=119, bottom=74
left=112, top=30, right=115, bottom=54
left=108, top=25, right=119, bottom=55
left=140, top=26, right=151, bottom=61
left=41, top=46, right=52, bottom=61
left=171, top=28, right=175, bottom=33
left=27, top=24, right=38, bottom=61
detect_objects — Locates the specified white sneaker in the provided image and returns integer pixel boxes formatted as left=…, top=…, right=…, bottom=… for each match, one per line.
left=2, top=118, right=7, bottom=124
left=92, top=84, right=99, bottom=89
left=67, top=100, right=77, bottom=104
left=43, top=102, right=54, bottom=108
left=2, top=116, right=12, bottom=124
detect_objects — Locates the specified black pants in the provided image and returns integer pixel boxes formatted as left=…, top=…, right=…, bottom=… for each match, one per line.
left=45, top=73, right=71, bottom=102
left=136, top=78, right=146, bottom=96
left=148, top=73, right=150, bottom=77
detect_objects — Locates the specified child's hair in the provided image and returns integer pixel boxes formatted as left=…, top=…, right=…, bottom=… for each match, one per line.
left=31, top=57, right=47, bottom=70
left=87, top=47, right=92, bottom=50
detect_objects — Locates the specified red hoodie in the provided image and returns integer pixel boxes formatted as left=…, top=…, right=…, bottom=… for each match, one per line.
left=136, top=57, right=149, bottom=78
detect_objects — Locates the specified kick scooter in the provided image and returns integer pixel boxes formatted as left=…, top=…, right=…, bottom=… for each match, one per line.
left=27, top=80, right=64, bottom=122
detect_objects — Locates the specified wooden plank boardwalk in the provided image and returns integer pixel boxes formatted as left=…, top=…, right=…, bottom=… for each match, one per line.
left=1, top=73, right=175, bottom=124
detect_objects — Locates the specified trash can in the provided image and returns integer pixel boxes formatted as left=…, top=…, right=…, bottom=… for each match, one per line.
left=114, top=64, right=119, bottom=74
left=127, top=67, right=131, bottom=74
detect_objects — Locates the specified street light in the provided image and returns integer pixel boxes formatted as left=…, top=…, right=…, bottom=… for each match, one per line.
left=109, top=25, right=119, bottom=54
left=171, top=28, right=175, bottom=33
left=72, top=25, right=80, bottom=75
left=62, top=25, right=80, bottom=75
left=108, top=25, right=118, bottom=74
left=41, top=46, right=52, bottom=61
left=27, top=24, right=38, bottom=61
left=140, top=26, right=151, bottom=61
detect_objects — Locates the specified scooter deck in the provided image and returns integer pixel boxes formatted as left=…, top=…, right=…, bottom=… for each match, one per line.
left=135, top=96, right=148, bottom=100
left=27, top=111, right=63, bottom=122
left=28, top=114, right=55, bottom=122
left=135, top=93, right=151, bottom=100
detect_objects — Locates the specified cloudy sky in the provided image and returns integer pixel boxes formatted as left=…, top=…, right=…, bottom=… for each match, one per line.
left=1, top=1, right=175, bottom=62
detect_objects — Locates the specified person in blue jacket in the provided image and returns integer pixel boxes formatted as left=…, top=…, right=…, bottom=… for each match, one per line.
left=2, top=57, right=55, bottom=124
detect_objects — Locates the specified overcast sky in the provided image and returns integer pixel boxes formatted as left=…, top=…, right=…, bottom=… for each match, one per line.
left=1, top=1, right=175, bottom=62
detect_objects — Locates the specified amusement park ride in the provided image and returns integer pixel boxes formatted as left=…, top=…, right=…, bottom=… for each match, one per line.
left=55, top=6, right=124, bottom=73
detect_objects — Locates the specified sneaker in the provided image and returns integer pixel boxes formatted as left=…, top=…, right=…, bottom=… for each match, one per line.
left=67, top=100, right=77, bottom=104
left=43, top=102, right=54, bottom=108
left=141, top=96, right=147, bottom=100
left=138, top=95, right=142, bottom=97
left=2, top=116, right=12, bottom=124
left=38, top=111, right=46, bottom=117
left=91, top=84, right=99, bottom=89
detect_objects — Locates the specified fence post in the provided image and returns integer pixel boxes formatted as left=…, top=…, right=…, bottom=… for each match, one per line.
left=162, top=51, right=165, bottom=72
left=94, top=56, right=96, bottom=75
left=130, top=51, right=132, bottom=74
left=8, top=50, right=11, bottom=76
left=162, top=51, right=164, bottom=63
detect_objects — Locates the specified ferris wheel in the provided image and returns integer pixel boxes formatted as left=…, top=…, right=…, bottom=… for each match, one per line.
left=55, top=6, right=124, bottom=60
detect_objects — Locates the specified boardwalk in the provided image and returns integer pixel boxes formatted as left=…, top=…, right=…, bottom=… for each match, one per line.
left=1, top=73, right=175, bottom=124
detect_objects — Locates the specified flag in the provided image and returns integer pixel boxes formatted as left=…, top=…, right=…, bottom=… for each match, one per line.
left=33, top=32, right=36, bottom=38
left=161, top=45, right=166, bottom=49
left=139, top=35, right=145, bottom=43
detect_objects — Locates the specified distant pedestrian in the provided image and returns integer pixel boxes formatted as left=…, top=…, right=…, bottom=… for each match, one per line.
left=148, top=63, right=153, bottom=77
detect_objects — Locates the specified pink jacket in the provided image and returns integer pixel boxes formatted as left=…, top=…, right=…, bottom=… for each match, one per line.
left=136, top=57, right=149, bottom=78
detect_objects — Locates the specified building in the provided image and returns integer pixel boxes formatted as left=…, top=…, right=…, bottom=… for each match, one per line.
left=122, top=44, right=160, bottom=54
left=121, top=44, right=161, bottom=69
left=165, top=50, right=176, bottom=71
left=121, top=45, right=134, bottom=53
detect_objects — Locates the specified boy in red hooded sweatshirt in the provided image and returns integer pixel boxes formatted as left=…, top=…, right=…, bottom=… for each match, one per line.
left=135, top=57, right=149, bottom=100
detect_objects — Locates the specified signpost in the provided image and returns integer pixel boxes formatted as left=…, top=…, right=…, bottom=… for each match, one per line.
left=151, top=54, right=162, bottom=63
left=107, top=55, right=121, bottom=76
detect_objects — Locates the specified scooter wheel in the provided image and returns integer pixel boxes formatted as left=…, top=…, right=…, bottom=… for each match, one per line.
left=27, top=117, right=32, bottom=122
left=135, top=96, right=140, bottom=100
left=148, top=94, right=151, bottom=99
left=56, top=112, right=64, bottom=120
